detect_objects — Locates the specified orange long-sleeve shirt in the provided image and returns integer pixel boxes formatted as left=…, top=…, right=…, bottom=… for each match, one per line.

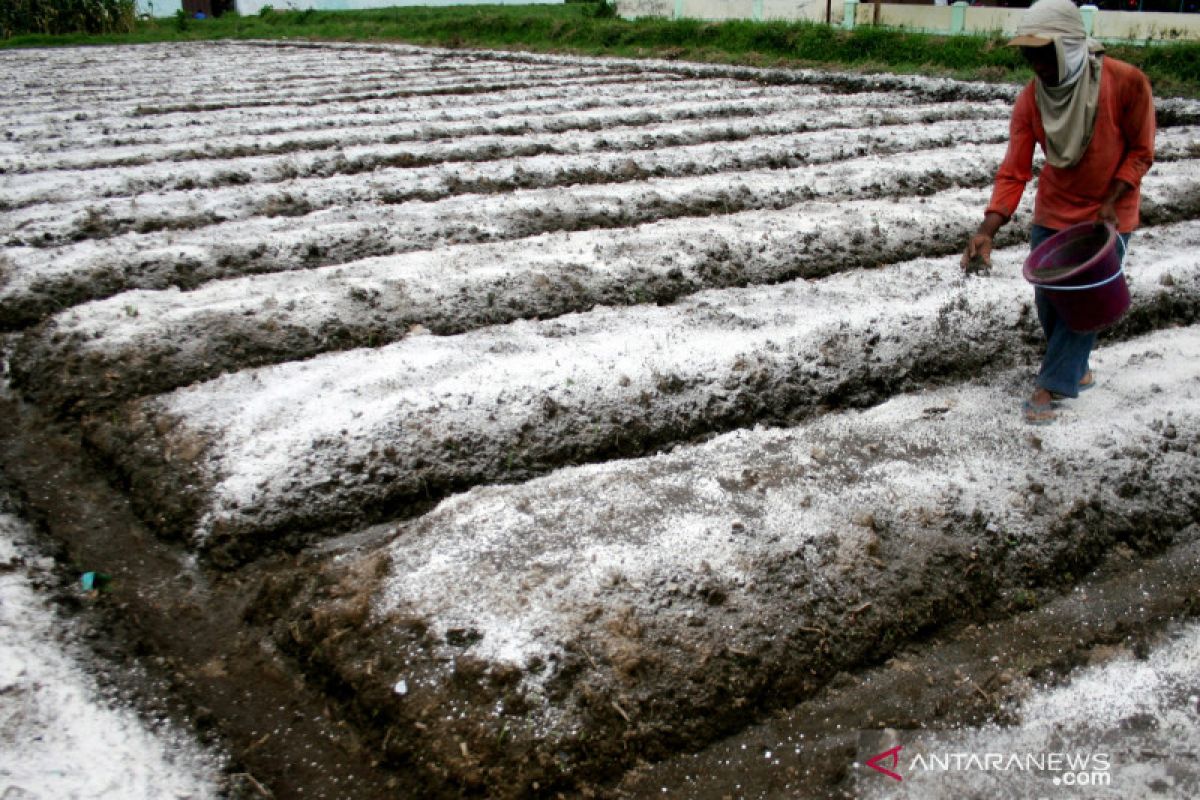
left=986, top=57, right=1155, bottom=234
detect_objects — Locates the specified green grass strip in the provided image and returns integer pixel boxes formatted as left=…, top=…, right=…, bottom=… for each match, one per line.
left=2, top=4, right=1199, bottom=97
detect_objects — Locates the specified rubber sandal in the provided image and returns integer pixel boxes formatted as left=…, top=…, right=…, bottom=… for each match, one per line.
left=1022, top=398, right=1056, bottom=425
left=1048, top=372, right=1095, bottom=401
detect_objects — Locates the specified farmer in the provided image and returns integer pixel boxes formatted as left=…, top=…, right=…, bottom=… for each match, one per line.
left=961, top=0, right=1155, bottom=424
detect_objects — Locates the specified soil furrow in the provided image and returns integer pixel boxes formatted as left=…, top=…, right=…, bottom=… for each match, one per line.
left=2, top=109, right=1007, bottom=243
left=2, top=79, right=766, bottom=156
left=9, top=63, right=500, bottom=115
left=0, top=73, right=719, bottom=151
left=255, top=325, right=1200, bottom=796
left=10, top=118, right=1196, bottom=245
left=461, top=45, right=1023, bottom=103
left=505, top=47, right=1200, bottom=124
left=0, top=139, right=1022, bottom=331
left=13, top=163, right=1200, bottom=409
left=0, top=50, right=635, bottom=119
left=1, top=72, right=683, bottom=176
left=10, top=150, right=1200, bottom=337
left=0, top=386, right=428, bottom=800
left=0, top=89, right=921, bottom=210
left=22, top=75, right=676, bottom=160
left=76, top=218, right=1200, bottom=561
left=12, top=182, right=1014, bottom=414
left=614, top=541, right=1200, bottom=797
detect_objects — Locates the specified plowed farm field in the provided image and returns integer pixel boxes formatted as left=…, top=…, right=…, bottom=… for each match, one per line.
left=2, top=41, right=1199, bottom=799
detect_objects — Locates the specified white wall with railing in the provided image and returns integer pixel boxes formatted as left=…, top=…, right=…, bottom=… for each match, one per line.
left=617, top=0, right=1200, bottom=42
left=136, top=0, right=185, bottom=16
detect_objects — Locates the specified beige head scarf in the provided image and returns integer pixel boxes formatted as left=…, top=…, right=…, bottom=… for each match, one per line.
left=1010, top=0, right=1104, bottom=169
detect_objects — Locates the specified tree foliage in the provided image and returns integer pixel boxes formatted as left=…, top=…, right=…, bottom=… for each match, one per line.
left=2, top=0, right=137, bottom=38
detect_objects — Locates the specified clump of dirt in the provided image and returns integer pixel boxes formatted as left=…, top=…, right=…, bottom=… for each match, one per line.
left=255, top=192, right=316, bottom=218
left=1139, top=182, right=1200, bottom=227
left=72, top=206, right=124, bottom=240
left=57, top=208, right=226, bottom=244
left=79, top=404, right=215, bottom=550
left=132, top=212, right=225, bottom=236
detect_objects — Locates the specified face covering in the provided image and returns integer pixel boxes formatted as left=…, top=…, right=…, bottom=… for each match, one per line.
left=1014, top=0, right=1104, bottom=169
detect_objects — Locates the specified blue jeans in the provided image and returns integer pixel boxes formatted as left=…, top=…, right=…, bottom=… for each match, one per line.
left=1030, top=224, right=1130, bottom=398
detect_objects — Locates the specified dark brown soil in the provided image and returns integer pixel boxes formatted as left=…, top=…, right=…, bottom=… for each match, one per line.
left=0, top=388, right=422, bottom=799
left=3, top=355, right=1199, bottom=799
left=262, top=442, right=1200, bottom=797
left=612, top=537, right=1200, bottom=798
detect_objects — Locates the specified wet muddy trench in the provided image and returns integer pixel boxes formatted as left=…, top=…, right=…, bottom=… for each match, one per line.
left=3, top=42, right=1200, bottom=798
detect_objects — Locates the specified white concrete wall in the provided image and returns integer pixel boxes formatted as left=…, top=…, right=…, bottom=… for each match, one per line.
left=621, top=0, right=676, bottom=18
left=667, top=0, right=756, bottom=20
left=854, top=3, right=1200, bottom=40
left=1091, top=9, right=1200, bottom=40
left=618, top=0, right=1200, bottom=42
left=850, top=2, right=954, bottom=31
left=621, top=0, right=828, bottom=21
left=762, top=0, right=827, bottom=23
left=864, top=3, right=1200, bottom=41
left=136, top=0, right=184, bottom=16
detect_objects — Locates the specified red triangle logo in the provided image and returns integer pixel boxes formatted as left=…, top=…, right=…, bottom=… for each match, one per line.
left=866, top=744, right=904, bottom=781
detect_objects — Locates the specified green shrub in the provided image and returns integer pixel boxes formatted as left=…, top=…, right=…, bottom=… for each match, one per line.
left=1, top=0, right=136, bottom=37
left=590, top=0, right=617, bottom=19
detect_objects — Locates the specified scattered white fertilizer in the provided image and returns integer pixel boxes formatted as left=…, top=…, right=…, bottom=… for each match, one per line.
left=105, top=216, right=1200, bottom=550
left=859, top=622, right=1200, bottom=798
left=0, top=512, right=224, bottom=799
left=364, top=324, right=1200, bottom=673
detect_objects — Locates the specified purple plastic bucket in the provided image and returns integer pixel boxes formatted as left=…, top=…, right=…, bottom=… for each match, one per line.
left=1022, top=222, right=1130, bottom=333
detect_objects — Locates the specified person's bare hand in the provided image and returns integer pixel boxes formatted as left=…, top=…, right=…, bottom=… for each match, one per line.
left=1097, top=200, right=1119, bottom=226
left=1098, top=180, right=1130, bottom=228
left=963, top=212, right=1005, bottom=274
left=962, top=232, right=993, bottom=273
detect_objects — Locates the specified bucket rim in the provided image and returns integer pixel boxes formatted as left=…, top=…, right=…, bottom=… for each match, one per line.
left=1022, top=221, right=1119, bottom=287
